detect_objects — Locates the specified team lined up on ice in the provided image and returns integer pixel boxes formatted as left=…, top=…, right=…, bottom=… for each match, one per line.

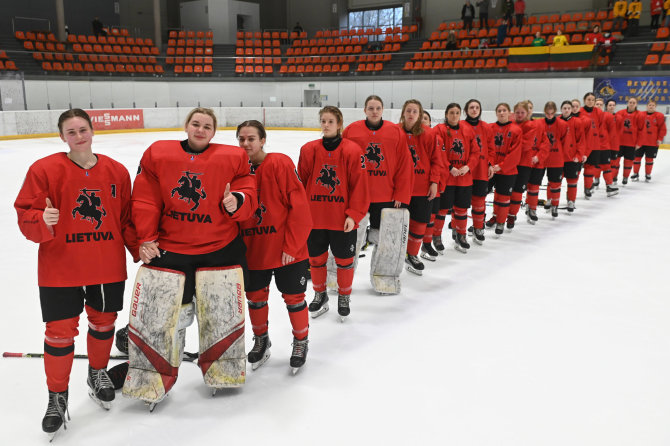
left=14, top=90, right=664, bottom=439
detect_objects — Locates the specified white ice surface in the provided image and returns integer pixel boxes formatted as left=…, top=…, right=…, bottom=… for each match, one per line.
left=1, top=130, right=669, bottom=446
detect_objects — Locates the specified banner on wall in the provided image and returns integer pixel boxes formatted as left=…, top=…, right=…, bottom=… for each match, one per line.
left=507, top=45, right=593, bottom=72
left=593, top=77, right=670, bottom=105
left=86, top=109, right=144, bottom=131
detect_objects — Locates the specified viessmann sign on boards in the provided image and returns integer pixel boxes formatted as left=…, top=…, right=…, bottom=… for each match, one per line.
left=86, top=109, right=144, bottom=130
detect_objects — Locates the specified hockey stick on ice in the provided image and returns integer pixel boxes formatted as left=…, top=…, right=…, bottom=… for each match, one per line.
left=3, top=351, right=199, bottom=362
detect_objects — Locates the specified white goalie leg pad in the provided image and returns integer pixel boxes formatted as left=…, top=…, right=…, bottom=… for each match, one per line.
left=195, top=266, right=246, bottom=389
left=327, top=214, right=370, bottom=292
left=123, top=265, right=186, bottom=404
left=370, top=208, right=409, bottom=294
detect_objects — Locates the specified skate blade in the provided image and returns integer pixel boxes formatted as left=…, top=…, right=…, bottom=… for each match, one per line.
left=526, top=218, right=536, bottom=225
left=405, top=265, right=423, bottom=276
left=309, top=304, right=329, bottom=319
left=493, top=233, right=502, bottom=239
left=420, top=252, right=437, bottom=261
left=148, top=402, right=157, bottom=412
left=435, top=247, right=445, bottom=255
left=88, top=388, right=112, bottom=410
left=607, top=192, right=619, bottom=197
left=339, top=315, right=348, bottom=323
left=48, top=431, right=60, bottom=443
left=291, top=366, right=302, bottom=375
left=453, top=244, right=468, bottom=254
left=251, top=351, right=271, bottom=370
left=473, top=237, right=484, bottom=245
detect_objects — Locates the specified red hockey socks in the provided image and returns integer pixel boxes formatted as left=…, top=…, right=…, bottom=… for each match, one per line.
left=452, top=206, right=468, bottom=235
left=509, top=191, right=523, bottom=216
left=44, top=317, right=79, bottom=392
left=566, top=178, right=578, bottom=202
left=432, top=209, right=448, bottom=237
left=334, top=256, right=354, bottom=296
left=247, top=288, right=270, bottom=336
left=602, top=163, right=613, bottom=185
left=471, top=195, right=486, bottom=230
left=633, top=156, right=642, bottom=174
left=423, top=213, right=436, bottom=244
left=85, top=305, right=116, bottom=370
left=548, top=182, right=562, bottom=206
left=611, top=156, right=621, bottom=179
left=309, top=251, right=329, bottom=293
left=408, top=219, right=427, bottom=256
left=284, top=294, right=309, bottom=340
left=583, top=165, right=596, bottom=189
left=526, top=184, right=540, bottom=210
left=493, top=193, right=511, bottom=224
left=645, top=159, right=654, bottom=176
left=622, top=159, right=633, bottom=178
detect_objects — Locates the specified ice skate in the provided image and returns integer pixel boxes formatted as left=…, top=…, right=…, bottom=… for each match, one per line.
left=593, top=177, right=600, bottom=189
left=290, top=337, right=308, bottom=374
left=454, top=233, right=470, bottom=253
left=584, top=186, right=593, bottom=199
left=612, top=177, right=618, bottom=185
left=494, top=223, right=504, bottom=238
left=622, top=177, right=628, bottom=185
left=337, top=294, right=350, bottom=322
left=606, top=185, right=619, bottom=197
left=87, top=365, right=115, bottom=410
left=473, top=228, right=485, bottom=245
left=506, top=214, right=516, bottom=230
left=432, top=235, right=445, bottom=255
left=567, top=201, right=575, bottom=213
left=108, top=362, right=129, bottom=390
left=525, top=208, right=537, bottom=224
left=420, top=242, right=438, bottom=261
left=485, top=215, right=496, bottom=228
left=631, top=173, right=639, bottom=182
left=543, top=199, right=552, bottom=211
left=247, top=333, right=271, bottom=370
left=43, top=389, right=69, bottom=442
left=115, top=325, right=128, bottom=354
left=308, top=291, right=329, bottom=318
left=551, top=206, right=559, bottom=219
left=451, top=227, right=457, bottom=241
left=405, top=254, right=424, bottom=275
left=645, top=174, right=652, bottom=182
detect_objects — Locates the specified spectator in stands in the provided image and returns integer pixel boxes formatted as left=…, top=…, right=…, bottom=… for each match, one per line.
left=293, top=22, right=304, bottom=34
left=92, top=17, right=107, bottom=37
left=462, top=1, right=476, bottom=32
left=586, top=24, right=605, bottom=46
left=478, top=38, right=490, bottom=49
left=503, top=0, right=514, bottom=24
left=552, top=29, right=569, bottom=46
left=446, top=31, right=459, bottom=50
left=599, top=32, right=617, bottom=59
left=497, top=19, right=510, bottom=46
left=514, top=0, right=526, bottom=27
left=613, top=0, right=628, bottom=32
left=651, top=0, right=664, bottom=31
left=477, top=0, right=490, bottom=29
left=531, top=31, right=546, bottom=46
left=664, top=0, right=670, bottom=27
left=627, top=0, right=642, bottom=36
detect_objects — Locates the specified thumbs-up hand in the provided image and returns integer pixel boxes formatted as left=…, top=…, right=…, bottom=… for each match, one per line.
left=43, top=198, right=59, bottom=226
left=222, top=183, right=237, bottom=213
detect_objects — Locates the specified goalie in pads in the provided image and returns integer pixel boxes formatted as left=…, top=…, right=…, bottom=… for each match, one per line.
left=125, top=108, right=255, bottom=406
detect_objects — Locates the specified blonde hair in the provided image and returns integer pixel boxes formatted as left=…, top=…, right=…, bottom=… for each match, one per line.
left=399, top=99, right=425, bottom=136
left=514, top=101, right=531, bottom=121
left=185, top=107, right=218, bottom=130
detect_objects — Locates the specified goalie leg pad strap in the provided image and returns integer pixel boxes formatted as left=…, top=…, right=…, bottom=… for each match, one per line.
left=195, top=266, right=246, bottom=389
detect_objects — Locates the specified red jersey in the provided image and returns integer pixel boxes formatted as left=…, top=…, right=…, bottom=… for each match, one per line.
left=240, top=153, right=311, bottom=271
left=636, top=111, right=667, bottom=146
left=540, top=117, right=568, bottom=168
left=516, top=120, right=542, bottom=167
left=488, top=121, right=523, bottom=175
left=599, top=111, right=616, bottom=151
left=608, top=112, right=621, bottom=152
left=297, top=137, right=369, bottom=230
left=342, top=120, right=413, bottom=205
left=403, top=126, right=443, bottom=196
left=15, top=153, right=138, bottom=287
left=560, top=115, right=586, bottom=162
left=529, top=119, right=551, bottom=167
left=132, top=140, right=257, bottom=255
left=434, top=122, right=479, bottom=187
left=461, top=118, right=490, bottom=182
left=615, top=109, right=641, bottom=147
left=579, top=106, right=604, bottom=155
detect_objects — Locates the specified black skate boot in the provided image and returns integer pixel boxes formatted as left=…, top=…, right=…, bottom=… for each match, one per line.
left=107, top=361, right=129, bottom=390
left=593, top=177, right=600, bottom=189
left=525, top=207, right=538, bottom=224
left=584, top=186, right=593, bottom=199
left=606, top=185, right=619, bottom=197
left=420, top=242, right=438, bottom=261
left=631, top=173, right=639, bottom=182
left=473, top=228, right=485, bottom=245
left=506, top=214, right=516, bottom=230
left=338, top=294, right=351, bottom=321
left=494, top=223, right=504, bottom=238
left=451, top=227, right=457, bottom=241
left=543, top=199, right=552, bottom=211
left=454, top=233, right=470, bottom=253
left=290, top=337, right=309, bottom=374
left=248, top=332, right=271, bottom=370
left=42, top=389, right=69, bottom=440
left=432, top=235, right=445, bottom=255
left=87, top=365, right=115, bottom=410
left=645, top=174, right=652, bottom=182
left=567, top=200, right=575, bottom=213
left=622, top=176, right=628, bottom=185
left=115, top=325, right=128, bottom=354
left=308, top=291, right=329, bottom=318
left=405, top=254, right=424, bottom=275
left=551, top=206, right=559, bottom=219
left=485, top=215, right=497, bottom=228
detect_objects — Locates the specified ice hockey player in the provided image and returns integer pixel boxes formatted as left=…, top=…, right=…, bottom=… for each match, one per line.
left=420, top=110, right=444, bottom=259
left=237, top=120, right=312, bottom=373
left=14, top=109, right=139, bottom=439
left=614, top=97, right=641, bottom=184
left=633, top=99, right=666, bottom=182
left=539, top=101, right=568, bottom=218
left=298, top=106, right=369, bottom=321
left=581, top=92, right=618, bottom=197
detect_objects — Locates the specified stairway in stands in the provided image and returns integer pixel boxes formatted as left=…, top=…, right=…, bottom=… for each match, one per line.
left=382, top=39, right=423, bottom=75
left=0, top=35, right=41, bottom=74
left=609, top=27, right=657, bottom=70
left=212, top=44, right=235, bottom=76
